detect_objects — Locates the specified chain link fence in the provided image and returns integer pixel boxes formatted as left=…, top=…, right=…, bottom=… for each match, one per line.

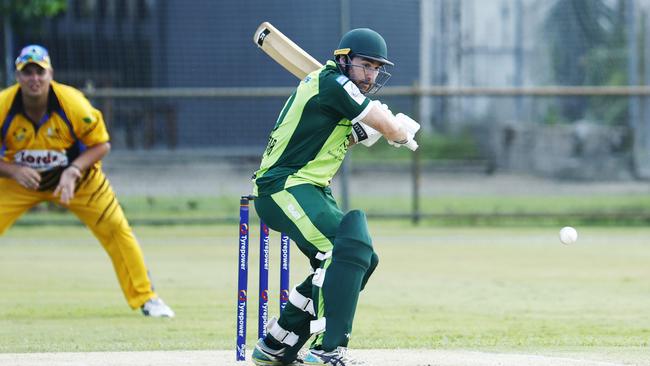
left=2, top=0, right=650, bottom=224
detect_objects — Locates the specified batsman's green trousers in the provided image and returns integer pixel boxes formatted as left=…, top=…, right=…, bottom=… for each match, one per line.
left=254, top=183, right=378, bottom=358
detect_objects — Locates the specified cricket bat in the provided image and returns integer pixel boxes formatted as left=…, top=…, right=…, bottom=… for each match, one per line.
left=253, top=22, right=323, bottom=79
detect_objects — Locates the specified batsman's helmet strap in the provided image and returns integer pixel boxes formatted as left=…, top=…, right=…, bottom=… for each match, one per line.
left=335, top=28, right=393, bottom=66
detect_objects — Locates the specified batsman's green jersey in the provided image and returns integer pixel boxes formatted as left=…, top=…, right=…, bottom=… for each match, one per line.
left=254, top=60, right=372, bottom=196
left=252, top=61, right=380, bottom=359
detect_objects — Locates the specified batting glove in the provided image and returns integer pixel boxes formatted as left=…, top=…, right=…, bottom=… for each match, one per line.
left=387, top=113, right=420, bottom=151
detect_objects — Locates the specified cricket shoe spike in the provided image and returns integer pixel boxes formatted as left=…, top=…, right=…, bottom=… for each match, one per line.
left=302, top=347, right=366, bottom=366
left=251, top=338, right=304, bottom=366
left=141, top=297, right=175, bottom=318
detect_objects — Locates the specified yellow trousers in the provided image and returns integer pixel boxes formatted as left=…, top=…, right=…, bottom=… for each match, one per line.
left=0, top=167, right=156, bottom=309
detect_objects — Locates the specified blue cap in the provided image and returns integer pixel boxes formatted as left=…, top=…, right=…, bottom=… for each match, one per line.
left=15, top=45, right=52, bottom=71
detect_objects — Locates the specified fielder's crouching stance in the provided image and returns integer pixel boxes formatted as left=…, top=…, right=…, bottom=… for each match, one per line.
left=0, top=45, right=174, bottom=318
left=251, top=29, right=420, bottom=366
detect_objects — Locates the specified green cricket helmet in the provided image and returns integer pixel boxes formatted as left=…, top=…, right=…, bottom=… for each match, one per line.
left=334, top=28, right=392, bottom=94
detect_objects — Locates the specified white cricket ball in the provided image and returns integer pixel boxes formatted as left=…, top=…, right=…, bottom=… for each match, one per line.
left=559, top=226, right=578, bottom=245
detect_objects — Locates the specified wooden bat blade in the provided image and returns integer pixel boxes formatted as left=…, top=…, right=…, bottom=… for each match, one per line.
left=254, top=22, right=323, bottom=79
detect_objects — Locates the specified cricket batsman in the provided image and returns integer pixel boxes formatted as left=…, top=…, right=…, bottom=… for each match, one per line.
left=0, top=45, right=174, bottom=318
left=251, top=29, right=419, bottom=365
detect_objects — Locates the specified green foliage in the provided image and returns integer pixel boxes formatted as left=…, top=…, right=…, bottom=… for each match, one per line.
left=355, top=194, right=650, bottom=226
left=542, top=105, right=568, bottom=125
left=350, top=131, right=481, bottom=162
left=582, top=46, right=628, bottom=126
left=19, top=192, right=650, bottom=227
left=544, top=0, right=612, bottom=87
left=423, top=131, right=481, bottom=159
left=543, top=0, right=628, bottom=126
left=1, top=0, right=67, bottom=29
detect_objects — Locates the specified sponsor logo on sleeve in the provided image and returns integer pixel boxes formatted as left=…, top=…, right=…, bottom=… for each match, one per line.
left=343, top=81, right=366, bottom=105
left=327, top=138, right=350, bottom=162
left=264, top=137, right=277, bottom=156
left=352, top=122, right=368, bottom=141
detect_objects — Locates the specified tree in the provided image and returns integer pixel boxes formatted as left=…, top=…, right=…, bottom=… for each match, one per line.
left=1, top=0, right=67, bottom=26
left=543, top=0, right=627, bottom=125
left=2, top=0, right=67, bottom=85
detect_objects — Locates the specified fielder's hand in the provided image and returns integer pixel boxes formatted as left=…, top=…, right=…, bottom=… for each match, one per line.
left=53, top=165, right=82, bottom=205
left=10, top=165, right=41, bottom=190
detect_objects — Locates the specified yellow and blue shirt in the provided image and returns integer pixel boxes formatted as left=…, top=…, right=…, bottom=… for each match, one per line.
left=0, top=81, right=109, bottom=172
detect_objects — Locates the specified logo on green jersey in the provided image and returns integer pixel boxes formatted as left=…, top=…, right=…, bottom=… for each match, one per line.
left=327, top=138, right=350, bottom=161
left=264, top=137, right=277, bottom=156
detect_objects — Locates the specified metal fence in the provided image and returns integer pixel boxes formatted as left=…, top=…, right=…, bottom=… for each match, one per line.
left=81, top=84, right=650, bottom=169
left=5, top=0, right=650, bottom=224
left=11, top=85, right=647, bottom=226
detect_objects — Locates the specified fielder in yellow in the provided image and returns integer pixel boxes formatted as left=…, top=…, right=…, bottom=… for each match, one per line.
left=0, top=45, right=174, bottom=317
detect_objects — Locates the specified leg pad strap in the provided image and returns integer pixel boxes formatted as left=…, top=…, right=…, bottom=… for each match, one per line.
left=310, top=317, right=326, bottom=335
left=267, top=317, right=299, bottom=347
left=288, top=286, right=315, bottom=316
left=312, top=268, right=326, bottom=288
left=315, top=251, right=332, bottom=261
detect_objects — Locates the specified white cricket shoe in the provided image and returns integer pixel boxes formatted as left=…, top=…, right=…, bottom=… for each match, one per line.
left=302, top=347, right=366, bottom=365
left=251, top=339, right=285, bottom=365
left=251, top=338, right=304, bottom=365
left=141, top=297, right=175, bottom=318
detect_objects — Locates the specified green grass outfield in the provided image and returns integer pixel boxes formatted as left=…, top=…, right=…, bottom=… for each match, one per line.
left=1, top=224, right=649, bottom=363
left=16, top=193, right=650, bottom=226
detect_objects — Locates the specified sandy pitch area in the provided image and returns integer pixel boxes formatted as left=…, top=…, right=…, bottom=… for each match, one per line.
left=0, top=349, right=630, bottom=366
